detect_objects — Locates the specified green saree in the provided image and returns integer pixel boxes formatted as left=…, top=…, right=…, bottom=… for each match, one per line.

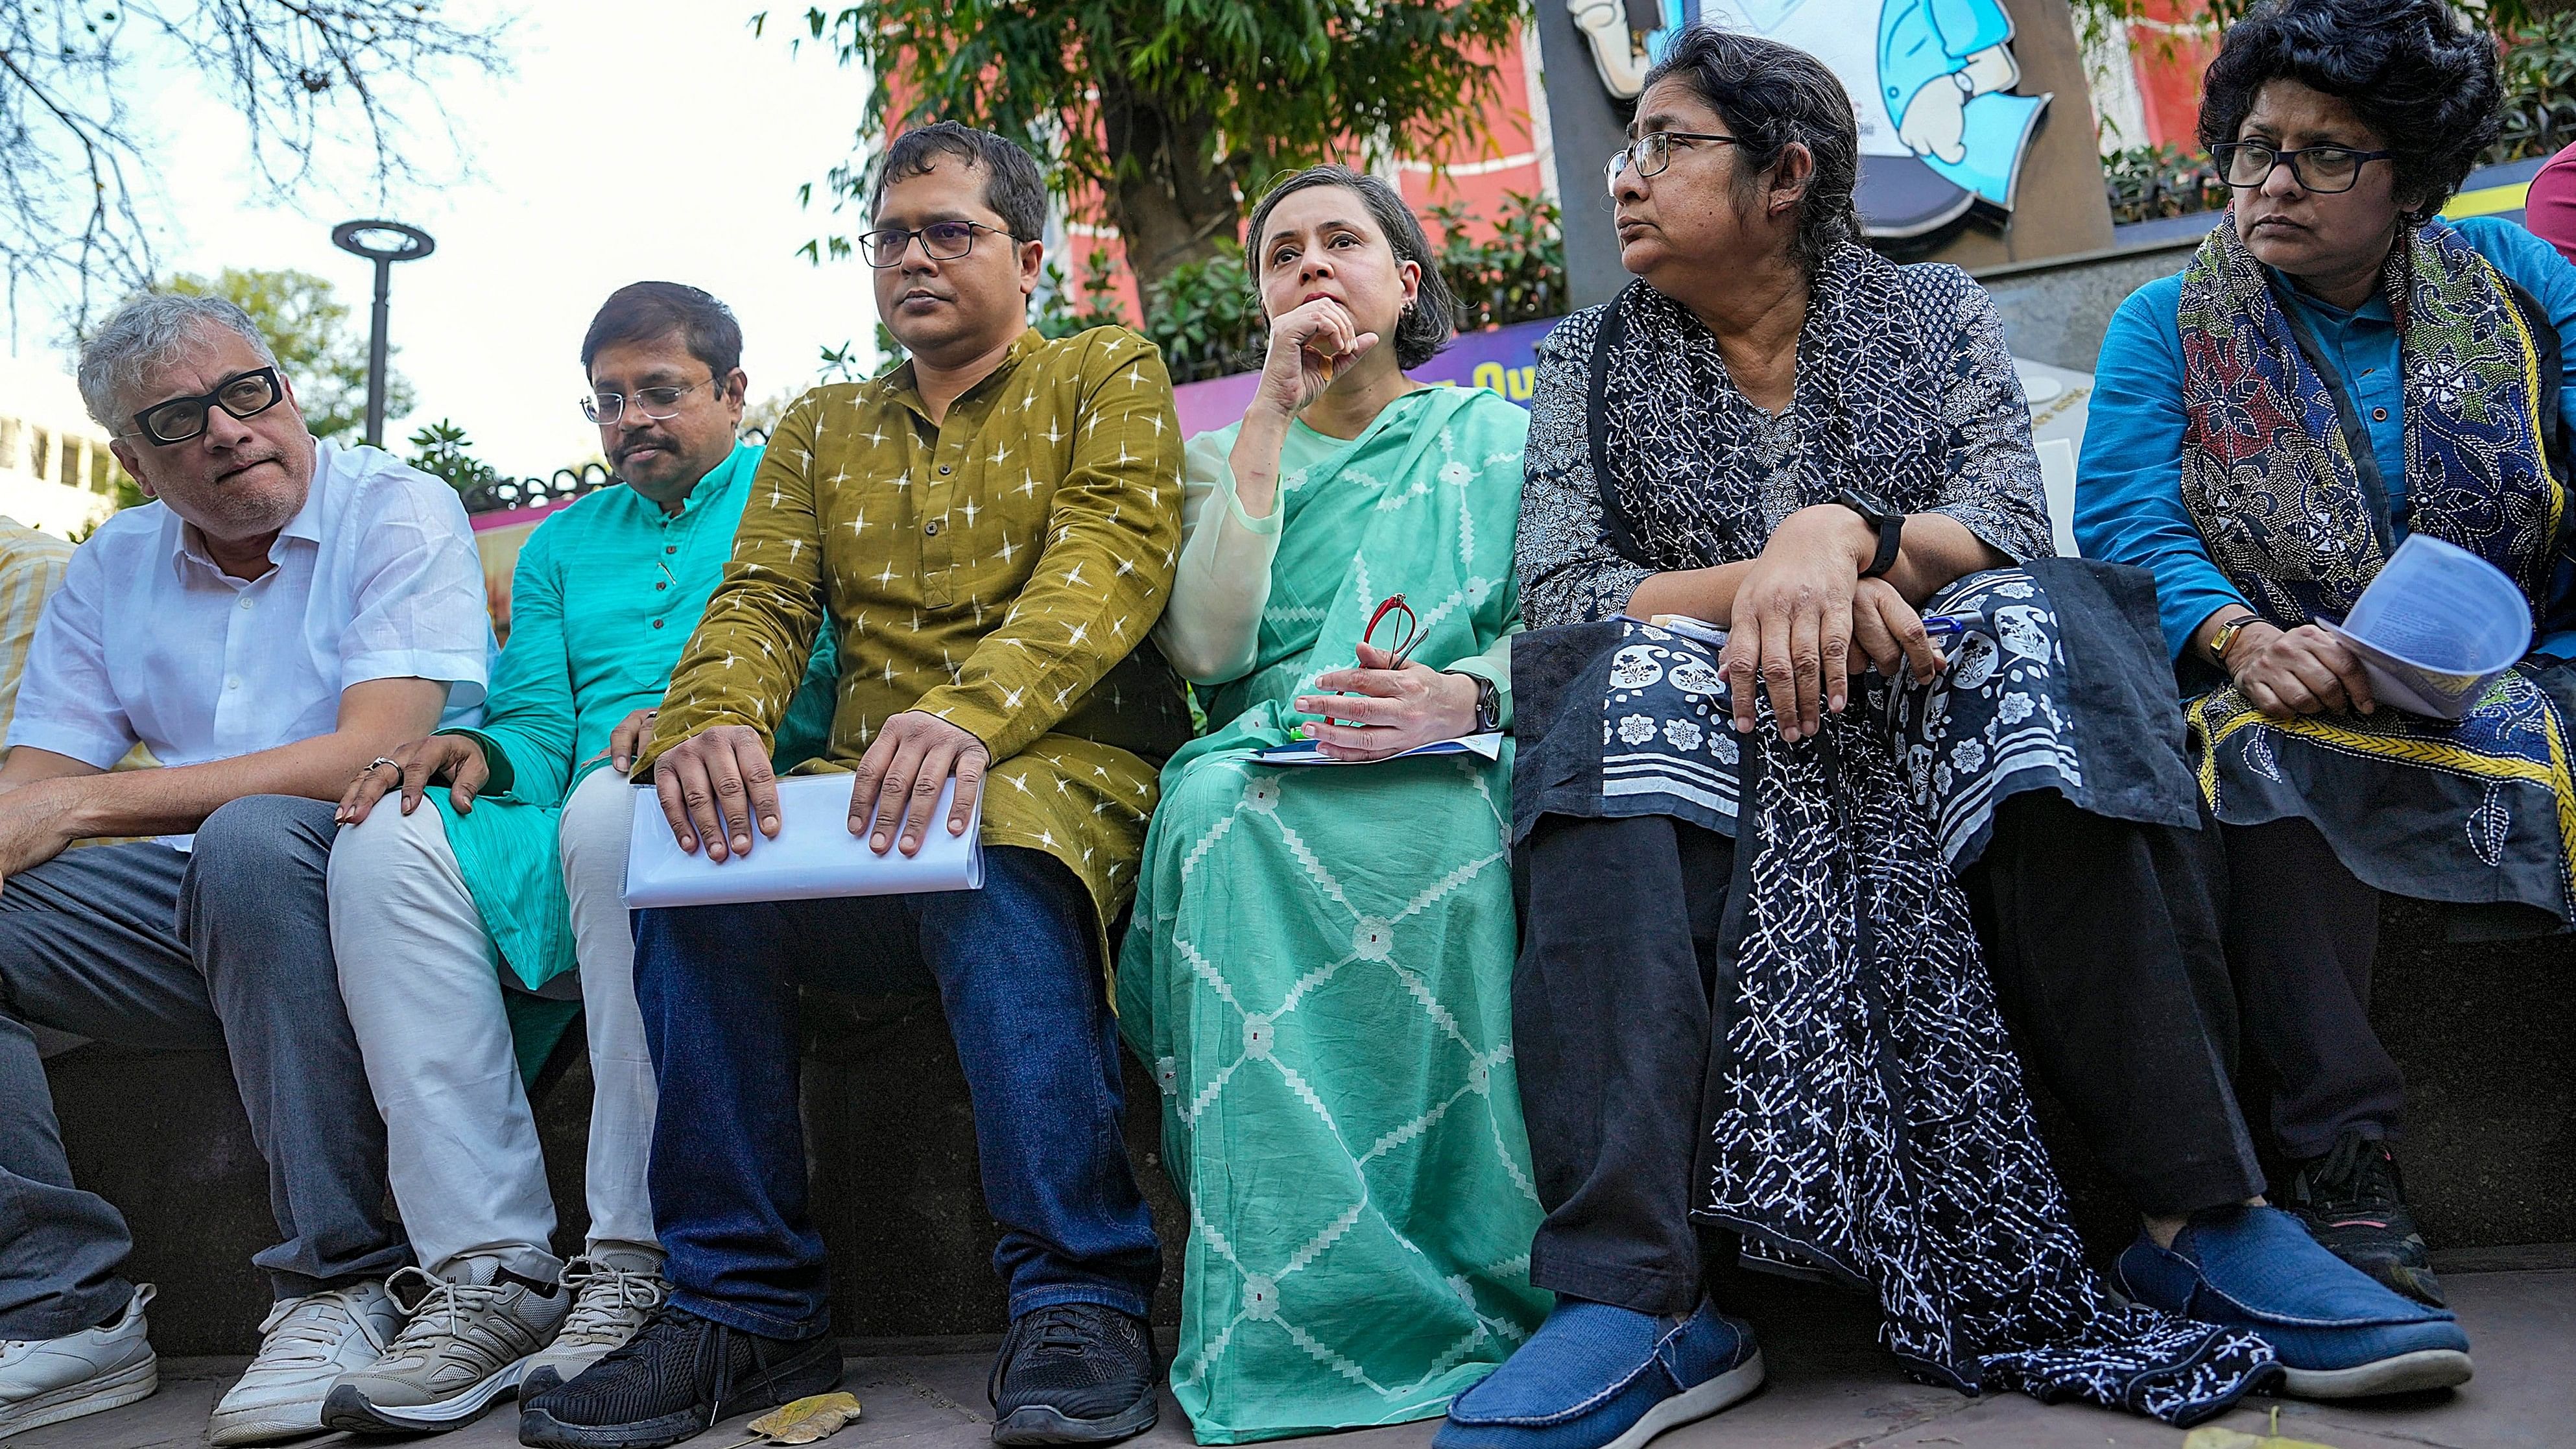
left=1118, top=386, right=1548, bottom=1443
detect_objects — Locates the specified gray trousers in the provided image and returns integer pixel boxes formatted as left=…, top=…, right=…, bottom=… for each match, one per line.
left=0, top=795, right=409, bottom=1341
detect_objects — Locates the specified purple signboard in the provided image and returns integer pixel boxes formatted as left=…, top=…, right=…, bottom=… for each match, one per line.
left=1171, top=316, right=1562, bottom=437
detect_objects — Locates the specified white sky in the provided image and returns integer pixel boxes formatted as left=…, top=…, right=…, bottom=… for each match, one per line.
left=10, top=1, right=888, bottom=472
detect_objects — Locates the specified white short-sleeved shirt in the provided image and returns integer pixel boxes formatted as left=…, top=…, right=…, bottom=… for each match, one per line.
left=8, top=440, right=492, bottom=841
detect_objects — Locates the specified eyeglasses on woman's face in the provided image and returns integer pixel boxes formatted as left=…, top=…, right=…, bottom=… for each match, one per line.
left=855, top=221, right=1018, bottom=269
left=582, top=377, right=713, bottom=427
left=2213, top=141, right=2394, bottom=196
left=1604, top=130, right=1745, bottom=194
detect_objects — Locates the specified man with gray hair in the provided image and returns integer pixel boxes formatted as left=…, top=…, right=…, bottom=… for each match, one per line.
left=0, top=292, right=492, bottom=1444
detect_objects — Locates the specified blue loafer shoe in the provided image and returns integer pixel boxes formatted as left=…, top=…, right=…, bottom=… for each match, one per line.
left=2116, top=1205, right=2471, bottom=1399
left=1435, top=1300, right=1763, bottom=1449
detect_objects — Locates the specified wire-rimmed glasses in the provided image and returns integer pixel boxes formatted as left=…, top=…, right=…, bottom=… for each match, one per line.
left=857, top=221, right=1017, bottom=269
left=582, top=378, right=710, bottom=426
left=1365, top=593, right=1425, bottom=665
left=1604, top=131, right=1745, bottom=194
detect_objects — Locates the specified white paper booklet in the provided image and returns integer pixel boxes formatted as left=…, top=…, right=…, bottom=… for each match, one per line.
left=1248, top=732, right=1505, bottom=767
left=2318, top=534, right=2531, bottom=721
left=623, top=774, right=984, bottom=908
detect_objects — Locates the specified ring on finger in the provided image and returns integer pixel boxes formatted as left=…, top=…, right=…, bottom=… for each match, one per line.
left=363, top=756, right=401, bottom=778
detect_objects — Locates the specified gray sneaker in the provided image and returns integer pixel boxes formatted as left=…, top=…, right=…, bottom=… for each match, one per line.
left=321, top=1262, right=570, bottom=1434
left=518, top=1252, right=668, bottom=1399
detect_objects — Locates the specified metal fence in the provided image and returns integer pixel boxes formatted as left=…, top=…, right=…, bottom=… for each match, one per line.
left=457, top=427, right=774, bottom=515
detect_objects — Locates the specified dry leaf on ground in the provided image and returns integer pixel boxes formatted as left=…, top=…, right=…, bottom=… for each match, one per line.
left=745, top=1391, right=864, bottom=1445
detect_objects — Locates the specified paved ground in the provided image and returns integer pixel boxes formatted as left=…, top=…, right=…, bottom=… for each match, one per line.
left=32, top=1267, right=2570, bottom=1449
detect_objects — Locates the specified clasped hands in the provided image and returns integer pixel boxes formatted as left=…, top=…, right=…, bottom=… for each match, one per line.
left=1719, top=505, right=1948, bottom=741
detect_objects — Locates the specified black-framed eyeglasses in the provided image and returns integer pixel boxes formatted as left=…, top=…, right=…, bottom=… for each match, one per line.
left=1606, top=130, right=1744, bottom=193
left=857, top=221, right=1018, bottom=269
left=582, top=377, right=712, bottom=425
left=128, top=366, right=285, bottom=446
left=2212, top=141, right=2395, bottom=195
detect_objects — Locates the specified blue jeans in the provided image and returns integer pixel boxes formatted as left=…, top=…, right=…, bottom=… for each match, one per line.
left=636, top=846, right=1159, bottom=1339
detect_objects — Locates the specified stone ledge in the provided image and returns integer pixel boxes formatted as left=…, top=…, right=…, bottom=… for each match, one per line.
left=43, top=895, right=2576, bottom=1356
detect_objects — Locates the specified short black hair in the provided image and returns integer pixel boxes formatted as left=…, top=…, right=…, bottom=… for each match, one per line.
left=1242, top=165, right=1456, bottom=370
left=870, top=121, right=1049, bottom=243
left=2199, top=0, right=2499, bottom=224
left=581, top=281, right=743, bottom=381
left=1640, top=26, right=1861, bottom=275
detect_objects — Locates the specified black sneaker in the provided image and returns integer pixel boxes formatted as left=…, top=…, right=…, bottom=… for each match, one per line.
left=987, top=1304, right=1158, bottom=1445
left=518, top=1302, right=841, bottom=1449
left=2285, top=1131, right=2445, bottom=1308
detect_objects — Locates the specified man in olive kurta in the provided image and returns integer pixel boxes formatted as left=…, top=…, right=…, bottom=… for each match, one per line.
left=521, top=125, right=1189, bottom=1449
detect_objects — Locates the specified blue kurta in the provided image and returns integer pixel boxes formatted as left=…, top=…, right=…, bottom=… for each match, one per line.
left=2075, top=215, right=2576, bottom=658
left=438, top=442, right=835, bottom=1000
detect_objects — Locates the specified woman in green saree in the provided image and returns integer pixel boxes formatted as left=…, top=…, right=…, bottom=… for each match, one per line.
left=1118, top=165, right=1547, bottom=1442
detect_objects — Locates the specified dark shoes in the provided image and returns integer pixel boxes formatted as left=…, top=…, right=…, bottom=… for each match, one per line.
left=518, top=1303, right=840, bottom=1449
left=2285, top=1131, right=2444, bottom=1308
left=988, top=1303, right=1159, bottom=1445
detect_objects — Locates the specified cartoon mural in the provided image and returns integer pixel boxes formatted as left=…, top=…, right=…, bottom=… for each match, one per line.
left=1569, top=0, right=2051, bottom=238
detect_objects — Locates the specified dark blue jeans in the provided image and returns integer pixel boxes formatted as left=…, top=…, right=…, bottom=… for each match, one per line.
left=635, top=846, right=1159, bottom=1339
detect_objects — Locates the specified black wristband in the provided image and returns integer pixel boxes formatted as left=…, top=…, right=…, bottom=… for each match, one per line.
left=1832, top=488, right=1905, bottom=580
left=1859, top=514, right=1903, bottom=580
left=1444, top=669, right=1501, bottom=733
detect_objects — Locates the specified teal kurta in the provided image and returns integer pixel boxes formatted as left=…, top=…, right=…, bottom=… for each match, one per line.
left=1117, top=387, right=1548, bottom=1443
left=437, top=442, right=835, bottom=1004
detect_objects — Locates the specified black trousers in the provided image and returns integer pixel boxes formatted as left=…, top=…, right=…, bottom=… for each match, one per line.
left=1512, top=793, right=2265, bottom=1315
left=2217, top=817, right=2404, bottom=1159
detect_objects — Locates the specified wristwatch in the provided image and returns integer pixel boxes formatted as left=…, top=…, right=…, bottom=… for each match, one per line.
left=1446, top=670, right=1502, bottom=734
left=2208, top=613, right=2259, bottom=671
left=1832, top=486, right=1905, bottom=580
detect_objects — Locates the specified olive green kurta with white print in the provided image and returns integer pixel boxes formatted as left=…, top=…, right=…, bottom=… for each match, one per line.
left=640, top=327, right=1193, bottom=950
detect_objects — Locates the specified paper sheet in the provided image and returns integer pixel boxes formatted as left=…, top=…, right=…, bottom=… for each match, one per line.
left=2322, top=535, right=2531, bottom=720
left=1248, top=732, right=1505, bottom=767
left=624, top=774, right=984, bottom=908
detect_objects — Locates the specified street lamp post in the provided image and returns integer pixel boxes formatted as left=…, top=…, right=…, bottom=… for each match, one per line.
left=329, top=220, right=437, bottom=448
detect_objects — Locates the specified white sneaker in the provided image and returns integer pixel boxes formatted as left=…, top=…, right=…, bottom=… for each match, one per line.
left=0, top=1284, right=158, bottom=1442
left=519, top=1251, right=668, bottom=1396
left=207, top=1280, right=401, bottom=1446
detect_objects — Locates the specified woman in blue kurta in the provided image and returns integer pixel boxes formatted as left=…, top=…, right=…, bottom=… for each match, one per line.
left=2075, top=0, right=2576, bottom=1312
left=1117, top=166, right=1547, bottom=1443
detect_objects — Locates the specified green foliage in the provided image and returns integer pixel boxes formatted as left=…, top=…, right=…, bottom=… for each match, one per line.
left=1426, top=191, right=1566, bottom=332
left=404, top=418, right=497, bottom=495
left=1035, top=249, right=1130, bottom=341
left=2491, top=13, right=2576, bottom=164
left=167, top=268, right=413, bottom=444
left=2086, top=6, right=2576, bottom=222
left=1140, top=245, right=1263, bottom=385
left=763, top=0, right=1525, bottom=296
left=2101, top=145, right=2228, bottom=226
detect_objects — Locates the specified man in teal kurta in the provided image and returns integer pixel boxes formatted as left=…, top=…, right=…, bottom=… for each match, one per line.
left=319, top=283, right=832, bottom=1424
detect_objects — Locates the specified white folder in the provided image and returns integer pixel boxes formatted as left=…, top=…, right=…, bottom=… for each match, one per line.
left=623, top=774, right=985, bottom=908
